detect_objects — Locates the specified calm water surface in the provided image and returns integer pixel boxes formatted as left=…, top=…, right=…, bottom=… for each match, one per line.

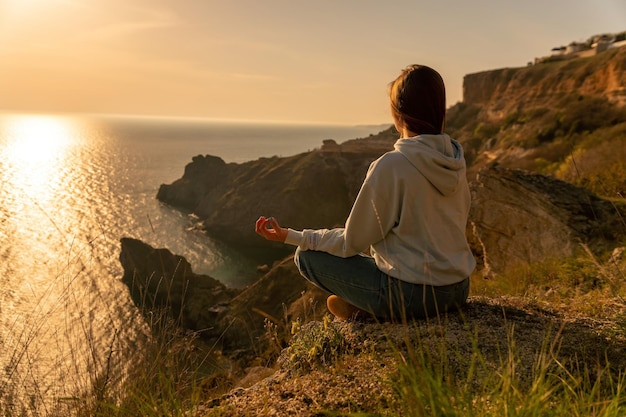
left=0, top=113, right=385, bottom=409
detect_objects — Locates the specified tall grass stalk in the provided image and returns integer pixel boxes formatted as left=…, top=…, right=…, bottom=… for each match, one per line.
left=96, top=307, right=213, bottom=417
left=393, top=321, right=626, bottom=417
left=0, top=226, right=224, bottom=417
left=0, top=231, right=139, bottom=415
left=76, top=257, right=230, bottom=417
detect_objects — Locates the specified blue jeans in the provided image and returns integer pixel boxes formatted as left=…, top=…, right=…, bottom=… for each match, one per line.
left=294, top=248, right=470, bottom=321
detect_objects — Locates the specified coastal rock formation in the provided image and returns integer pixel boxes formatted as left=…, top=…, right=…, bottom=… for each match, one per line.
left=122, top=162, right=626, bottom=349
left=469, top=164, right=625, bottom=277
left=463, top=46, right=626, bottom=112
left=119, top=237, right=327, bottom=353
left=446, top=45, right=626, bottom=181
left=119, top=237, right=239, bottom=338
left=156, top=145, right=625, bottom=280
left=157, top=132, right=396, bottom=249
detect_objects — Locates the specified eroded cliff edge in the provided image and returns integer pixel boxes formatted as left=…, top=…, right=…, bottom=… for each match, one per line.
left=463, top=46, right=626, bottom=111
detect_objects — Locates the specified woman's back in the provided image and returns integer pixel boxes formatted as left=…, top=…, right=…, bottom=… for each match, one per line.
left=359, top=133, right=475, bottom=285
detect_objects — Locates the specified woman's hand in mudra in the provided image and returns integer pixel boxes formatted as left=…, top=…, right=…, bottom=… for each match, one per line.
left=255, top=216, right=288, bottom=243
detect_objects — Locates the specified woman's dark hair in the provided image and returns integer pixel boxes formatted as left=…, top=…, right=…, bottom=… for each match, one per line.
left=389, top=65, right=446, bottom=134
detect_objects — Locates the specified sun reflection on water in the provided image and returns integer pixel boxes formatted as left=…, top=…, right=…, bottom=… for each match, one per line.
left=4, top=115, right=76, bottom=160
left=0, top=114, right=88, bottom=293
left=0, top=115, right=110, bottom=405
left=2, top=115, right=79, bottom=199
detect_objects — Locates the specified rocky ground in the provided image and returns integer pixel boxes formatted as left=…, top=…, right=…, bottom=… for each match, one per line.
left=195, top=295, right=626, bottom=416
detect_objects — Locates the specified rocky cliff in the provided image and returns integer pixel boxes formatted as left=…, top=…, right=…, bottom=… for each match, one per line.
left=449, top=46, right=626, bottom=180
left=121, top=162, right=626, bottom=356
left=119, top=237, right=239, bottom=339
left=156, top=156, right=625, bottom=281
left=119, top=237, right=327, bottom=357
left=157, top=129, right=397, bottom=250
left=469, top=164, right=625, bottom=277
left=462, top=46, right=626, bottom=113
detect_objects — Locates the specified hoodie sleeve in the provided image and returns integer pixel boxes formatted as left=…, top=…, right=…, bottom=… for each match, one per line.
left=284, top=155, right=400, bottom=257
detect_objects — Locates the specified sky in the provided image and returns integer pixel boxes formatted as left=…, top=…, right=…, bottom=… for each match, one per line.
left=0, top=0, right=624, bottom=125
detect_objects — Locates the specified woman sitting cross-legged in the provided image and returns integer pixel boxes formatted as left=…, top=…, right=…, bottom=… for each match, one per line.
left=255, top=64, right=475, bottom=321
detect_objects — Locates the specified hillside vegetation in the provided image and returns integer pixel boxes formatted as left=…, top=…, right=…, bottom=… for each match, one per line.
left=447, top=46, right=626, bottom=198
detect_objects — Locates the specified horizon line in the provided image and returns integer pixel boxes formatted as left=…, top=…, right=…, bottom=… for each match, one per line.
left=0, top=109, right=393, bottom=128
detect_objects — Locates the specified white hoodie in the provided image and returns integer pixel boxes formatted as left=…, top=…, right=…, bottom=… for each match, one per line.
left=285, top=134, right=476, bottom=286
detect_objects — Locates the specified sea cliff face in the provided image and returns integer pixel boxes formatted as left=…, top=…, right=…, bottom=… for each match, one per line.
left=119, top=237, right=328, bottom=358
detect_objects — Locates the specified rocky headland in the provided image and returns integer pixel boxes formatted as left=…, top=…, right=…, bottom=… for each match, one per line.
left=155, top=128, right=399, bottom=251
left=119, top=41, right=626, bottom=415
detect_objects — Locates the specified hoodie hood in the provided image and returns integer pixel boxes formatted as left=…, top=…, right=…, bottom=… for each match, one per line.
left=394, top=134, right=466, bottom=195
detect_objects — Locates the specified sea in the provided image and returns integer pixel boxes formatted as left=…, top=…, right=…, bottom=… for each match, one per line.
left=0, top=113, right=387, bottom=411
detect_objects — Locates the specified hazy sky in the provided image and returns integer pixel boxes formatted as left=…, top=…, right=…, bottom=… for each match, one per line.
left=0, top=0, right=624, bottom=124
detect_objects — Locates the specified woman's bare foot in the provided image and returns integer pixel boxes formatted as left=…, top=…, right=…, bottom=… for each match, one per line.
left=326, top=295, right=369, bottom=320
